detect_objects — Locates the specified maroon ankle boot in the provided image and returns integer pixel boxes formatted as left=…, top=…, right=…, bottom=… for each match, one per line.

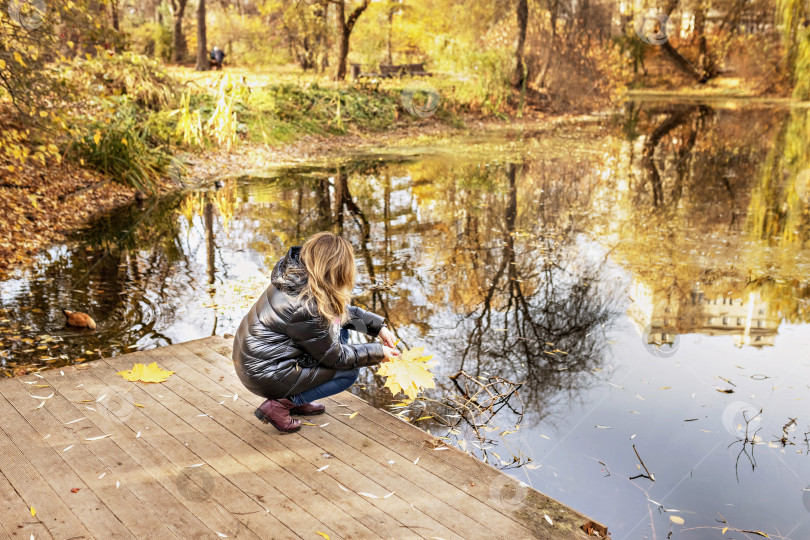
left=254, top=399, right=301, bottom=433
left=291, top=401, right=326, bottom=416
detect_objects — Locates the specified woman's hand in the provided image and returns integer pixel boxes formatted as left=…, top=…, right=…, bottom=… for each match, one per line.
left=379, top=327, right=397, bottom=348
left=382, top=346, right=400, bottom=363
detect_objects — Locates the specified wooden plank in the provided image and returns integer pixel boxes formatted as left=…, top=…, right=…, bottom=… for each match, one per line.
left=138, top=346, right=381, bottom=540
left=131, top=348, right=347, bottom=540
left=0, top=468, right=54, bottom=540
left=0, top=338, right=605, bottom=540
left=151, top=343, right=428, bottom=539
left=1, top=374, right=179, bottom=540
left=0, top=380, right=134, bottom=538
left=182, top=339, right=500, bottom=538
left=50, top=362, right=269, bottom=540
left=328, top=392, right=595, bottom=539
left=39, top=364, right=227, bottom=539
left=74, top=352, right=294, bottom=540
left=164, top=341, right=450, bottom=538
left=196, top=336, right=599, bottom=539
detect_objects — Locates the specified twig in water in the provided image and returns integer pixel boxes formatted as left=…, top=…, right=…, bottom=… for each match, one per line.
left=629, top=444, right=655, bottom=481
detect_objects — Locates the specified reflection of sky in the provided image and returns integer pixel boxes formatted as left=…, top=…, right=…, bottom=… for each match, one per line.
left=526, top=317, right=810, bottom=537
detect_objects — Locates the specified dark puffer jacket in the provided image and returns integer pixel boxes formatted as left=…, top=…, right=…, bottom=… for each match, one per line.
left=233, top=246, right=386, bottom=400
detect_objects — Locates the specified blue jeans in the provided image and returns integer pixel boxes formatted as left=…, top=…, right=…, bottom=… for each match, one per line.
left=288, top=329, right=359, bottom=406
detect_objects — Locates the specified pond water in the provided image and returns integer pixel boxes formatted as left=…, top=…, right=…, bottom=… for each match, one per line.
left=2, top=101, right=810, bottom=538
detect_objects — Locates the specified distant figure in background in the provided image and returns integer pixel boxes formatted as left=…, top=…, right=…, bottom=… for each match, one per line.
left=210, top=46, right=225, bottom=70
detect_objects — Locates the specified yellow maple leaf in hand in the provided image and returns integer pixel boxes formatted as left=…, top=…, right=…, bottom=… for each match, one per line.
left=117, top=362, right=174, bottom=383
left=376, top=347, right=436, bottom=400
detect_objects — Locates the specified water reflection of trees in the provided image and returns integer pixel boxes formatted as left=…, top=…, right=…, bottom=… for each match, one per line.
left=307, top=158, right=622, bottom=466
left=613, top=103, right=810, bottom=345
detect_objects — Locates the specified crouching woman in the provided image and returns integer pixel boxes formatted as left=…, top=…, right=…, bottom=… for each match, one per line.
left=232, top=232, right=399, bottom=433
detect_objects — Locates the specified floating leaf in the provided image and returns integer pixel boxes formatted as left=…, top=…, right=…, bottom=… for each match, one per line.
left=376, top=347, right=436, bottom=400
left=670, top=515, right=684, bottom=525
left=117, top=362, right=174, bottom=383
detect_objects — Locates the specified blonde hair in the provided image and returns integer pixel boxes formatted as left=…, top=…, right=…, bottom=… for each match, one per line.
left=298, top=232, right=356, bottom=325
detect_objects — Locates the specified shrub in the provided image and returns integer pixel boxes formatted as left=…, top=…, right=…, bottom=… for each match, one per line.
left=128, top=22, right=173, bottom=63
left=72, top=97, right=171, bottom=193
left=72, top=52, right=177, bottom=110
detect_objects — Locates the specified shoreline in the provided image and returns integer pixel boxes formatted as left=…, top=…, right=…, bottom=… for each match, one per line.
left=0, top=114, right=506, bottom=278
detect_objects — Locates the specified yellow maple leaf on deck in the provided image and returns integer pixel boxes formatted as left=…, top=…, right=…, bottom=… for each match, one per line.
left=117, top=362, right=174, bottom=383
left=376, top=347, right=436, bottom=400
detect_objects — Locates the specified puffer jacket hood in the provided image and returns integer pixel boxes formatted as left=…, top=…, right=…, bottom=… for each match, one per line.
left=271, top=246, right=308, bottom=295
left=232, top=246, right=386, bottom=400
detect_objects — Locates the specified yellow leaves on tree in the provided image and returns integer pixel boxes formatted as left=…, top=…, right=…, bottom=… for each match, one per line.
left=376, top=347, right=436, bottom=401
left=117, top=362, right=174, bottom=383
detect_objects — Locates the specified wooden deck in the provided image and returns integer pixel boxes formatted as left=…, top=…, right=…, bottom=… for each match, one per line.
left=0, top=336, right=607, bottom=539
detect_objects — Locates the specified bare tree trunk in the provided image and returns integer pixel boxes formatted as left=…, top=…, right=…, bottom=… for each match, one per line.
left=111, top=0, right=119, bottom=32
left=170, top=0, right=188, bottom=63
left=386, top=10, right=394, bottom=64
left=195, top=0, right=209, bottom=71
left=536, top=0, right=558, bottom=88
left=660, top=42, right=707, bottom=82
left=660, top=0, right=708, bottom=82
left=334, top=0, right=371, bottom=81
left=513, top=0, right=529, bottom=88
left=317, top=4, right=330, bottom=72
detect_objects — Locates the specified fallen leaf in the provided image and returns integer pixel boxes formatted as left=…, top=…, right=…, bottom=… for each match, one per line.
left=70, top=488, right=79, bottom=493
left=317, top=465, right=329, bottom=472
left=544, top=514, right=553, bottom=525
left=358, top=492, right=379, bottom=498
left=30, top=506, right=35, bottom=517
left=315, top=533, right=330, bottom=540
left=376, top=347, right=436, bottom=400
left=670, top=515, right=684, bottom=525
left=117, top=362, right=174, bottom=383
